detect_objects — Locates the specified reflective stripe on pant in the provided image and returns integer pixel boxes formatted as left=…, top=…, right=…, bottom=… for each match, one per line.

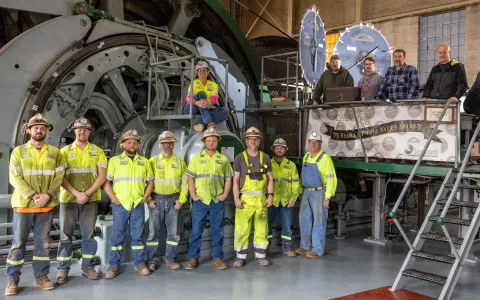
left=234, top=195, right=268, bottom=259
left=299, top=190, right=328, bottom=255
left=267, top=203, right=293, bottom=250
left=57, top=201, right=98, bottom=271
left=188, top=200, right=225, bottom=259
left=6, top=210, right=54, bottom=281
left=108, top=203, right=146, bottom=268
left=146, top=193, right=180, bottom=264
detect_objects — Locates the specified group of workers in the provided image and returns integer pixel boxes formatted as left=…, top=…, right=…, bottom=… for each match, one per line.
left=313, top=43, right=468, bottom=103
left=5, top=113, right=337, bottom=296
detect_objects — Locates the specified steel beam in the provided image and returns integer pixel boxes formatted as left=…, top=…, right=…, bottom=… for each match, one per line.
left=0, top=0, right=78, bottom=16
left=364, top=176, right=387, bottom=245
left=100, top=0, right=124, bottom=19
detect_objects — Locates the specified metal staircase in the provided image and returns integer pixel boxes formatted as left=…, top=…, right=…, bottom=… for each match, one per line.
left=389, top=107, right=480, bottom=299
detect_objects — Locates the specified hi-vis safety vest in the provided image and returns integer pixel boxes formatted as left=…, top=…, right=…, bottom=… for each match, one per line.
left=302, top=150, right=338, bottom=199
left=60, top=142, right=107, bottom=203
left=9, top=141, right=65, bottom=208
left=186, top=78, right=219, bottom=104
left=186, top=149, right=233, bottom=205
left=240, top=151, right=268, bottom=198
left=271, top=158, right=300, bottom=207
left=106, top=152, right=154, bottom=210
left=149, top=153, right=188, bottom=204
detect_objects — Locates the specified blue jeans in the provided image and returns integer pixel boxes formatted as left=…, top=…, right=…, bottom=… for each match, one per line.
left=108, top=203, right=146, bottom=268
left=183, top=104, right=229, bottom=125
left=299, top=190, right=328, bottom=255
left=188, top=200, right=225, bottom=259
left=268, top=203, right=293, bottom=250
left=57, top=201, right=98, bottom=271
left=146, top=193, right=180, bottom=264
left=6, top=211, right=54, bottom=281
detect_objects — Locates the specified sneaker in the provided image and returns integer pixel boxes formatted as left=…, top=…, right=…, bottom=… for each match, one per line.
left=233, top=258, right=245, bottom=268
left=105, top=266, right=120, bottom=279
left=193, top=124, right=204, bottom=132
left=295, top=247, right=307, bottom=255
left=4, top=280, right=18, bottom=296
left=56, top=270, right=68, bottom=284
left=34, top=276, right=55, bottom=291
left=306, top=250, right=322, bottom=259
left=212, top=259, right=228, bottom=270
left=257, top=258, right=270, bottom=266
left=283, top=250, right=297, bottom=257
left=135, top=263, right=151, bottom=276
left=82, top=267, right=100, bottom=280
left=167, top=261, right=181, bottom=270
left=147, top=263, right=157, bottom=272
left=185, top=258, right=199, bottom=270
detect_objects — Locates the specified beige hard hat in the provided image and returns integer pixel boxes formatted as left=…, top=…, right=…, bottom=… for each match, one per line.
left=201, top=127, right=221, bottom=142
left=120, top=129, right=141, bottom=144
left=158, top=131, right=178, bottom=143
left=195, top=60, right=210, bottom=71
left=71, top=117, right=92, bottom=130
left=271, top=138, right=288, bottom=150
left=243, top=127, right=263, bottom=139
left=307, top=131, right=322, bottom=141
left=24, top=113, right=53, bottom=134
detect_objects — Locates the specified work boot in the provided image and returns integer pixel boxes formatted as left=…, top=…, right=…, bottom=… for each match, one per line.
left=167, top=261, right=181, bottom=270
left=185, top=258, right=199, bottom=270
left=206, top=122, right=216, bottom=129
left=135, top=263, right=151, bottom=276
left=306, top=250, right=322, bottom=259
left=4, top=280, right=18, bottom=296
left=295, top=247, right=307, bottom=255
left=193, top=124, right=204, bottom=132
left=233, top=258, right=245, bottom=268
left=35, top=276, right=55, bottom=291
left=257, top=258, right=270, bottom=266
left=105, top=266, right=120, bottom=279
left=212, top=259, right=228, bottom=270
left=147, top=262, right=157, bottom=272
left=82, top=267, right=100, bottom=280
left=283, top=250, right=297, bottom=257
left=56, top=270, right=68, bottom=284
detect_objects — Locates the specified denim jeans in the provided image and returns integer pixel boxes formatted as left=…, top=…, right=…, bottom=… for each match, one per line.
left=299, top=190, right=328, bottom=255
left=146, top=193, right=180, bottom=264
left=57, top=201, right=98, bottom=271
left=108, top=203, right=146, bottom=268
left=268, top=203, right=293, bottom=250
left=6, top=211, right=54, bottom=281
left=188, top=200, right=225, bottom=259
left=183, top=104, right=229, bottom=125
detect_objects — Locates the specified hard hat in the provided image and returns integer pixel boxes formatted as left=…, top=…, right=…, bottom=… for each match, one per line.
left=158, top=131, right=178, bottom=143
left=24, top=113, right=53, bottom=134
left=243, top=127, right=263, bottom=139
left=195, top=60, right=210, bottom=71
left=120, top=129, right=141, bottom=144
left=71, top=117, right=92, bottom=130
left=271, top=138, right=288, bottom=150
left=201, top=127, right=221, bottom=142
left=307, top=131, right=322, bottom=141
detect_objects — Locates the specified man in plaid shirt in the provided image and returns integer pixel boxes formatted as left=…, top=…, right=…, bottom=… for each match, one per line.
left=376, top=49, right=419, bottom=102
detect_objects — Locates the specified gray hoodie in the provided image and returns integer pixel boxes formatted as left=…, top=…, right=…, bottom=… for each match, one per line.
left=358, top=72, right=383, bottom=100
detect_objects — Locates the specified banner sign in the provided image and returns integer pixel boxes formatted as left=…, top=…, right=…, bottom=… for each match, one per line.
left=307, top=105, right=457, bottom=162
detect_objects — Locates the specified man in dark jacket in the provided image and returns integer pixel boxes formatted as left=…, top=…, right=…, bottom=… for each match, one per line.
left=312, top=55, right=354, bottom=103
left=423, top=44, right=468, bottom=100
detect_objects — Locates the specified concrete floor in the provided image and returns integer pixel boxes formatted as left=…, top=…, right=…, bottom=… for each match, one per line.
left=1, top=229, right=479, bottom=300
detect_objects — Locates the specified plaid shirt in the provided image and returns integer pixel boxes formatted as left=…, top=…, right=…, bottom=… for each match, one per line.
left=376, top=64, right=419, bottom=102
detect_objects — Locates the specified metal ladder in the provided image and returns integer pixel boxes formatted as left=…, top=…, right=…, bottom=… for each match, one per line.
left=390, top=116, right=480, bottom=299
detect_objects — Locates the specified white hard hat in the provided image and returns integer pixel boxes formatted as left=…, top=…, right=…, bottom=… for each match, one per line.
left=195, top=60, right=210, bottom=71
left=307, top=131, right=322, bottom=141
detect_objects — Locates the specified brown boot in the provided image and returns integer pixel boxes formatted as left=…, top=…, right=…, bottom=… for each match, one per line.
left=135, top=263, right=151, bottom=276
left=82, top=267, right=100, bottom=280
left=193, top=124, right=205, bottom=132
left=35, top=276, right=55, bottom=291
left=212, top=259, right=228, bottom=270
left=167, top=261, right=181, bottom=270
left=5, top=280, right=18, bottom=296
left=306, top=250, right=322, bottom=259
left=56, top=270, right=68, bottom=284
left=233, top=258, right=245, bottom=268
left=105, top=266, right=120, bottom=279
left=147, top=262, right=157, bottom=272
left=295, top=247, right=307, bottom=255
left=283, top=250, right=298, bottom=257
left=185, top=258, right=199, bottom=270
left=257, top=258, right=270, bottom=266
